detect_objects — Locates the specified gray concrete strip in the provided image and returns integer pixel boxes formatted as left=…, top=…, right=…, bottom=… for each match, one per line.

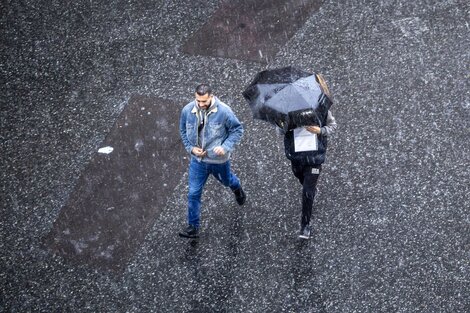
left=182, top=0, right=323, bottom=63
left=43, top=95, right=187, bottom=272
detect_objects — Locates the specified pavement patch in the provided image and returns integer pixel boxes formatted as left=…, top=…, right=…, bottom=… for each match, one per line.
left=43, top=96, right=187, bottom=272
left=182, top=0, right=323, bottom=63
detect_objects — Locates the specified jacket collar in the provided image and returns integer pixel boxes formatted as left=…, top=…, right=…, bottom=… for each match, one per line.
left=191, top=97, right=218, bottom=114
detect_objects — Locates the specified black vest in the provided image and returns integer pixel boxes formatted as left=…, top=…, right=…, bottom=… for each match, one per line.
left=284, top=96, right=331, bottom=166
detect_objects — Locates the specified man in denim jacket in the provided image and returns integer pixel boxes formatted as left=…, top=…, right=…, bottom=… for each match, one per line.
left=178, top=84, right=246, bottom=238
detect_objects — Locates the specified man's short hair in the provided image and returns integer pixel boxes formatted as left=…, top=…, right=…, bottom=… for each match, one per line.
left=195, top=84, right=212, bottom=96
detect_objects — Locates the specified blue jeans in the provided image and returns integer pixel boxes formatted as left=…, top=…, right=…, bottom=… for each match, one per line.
left=187, top=158, right=241, bottom=228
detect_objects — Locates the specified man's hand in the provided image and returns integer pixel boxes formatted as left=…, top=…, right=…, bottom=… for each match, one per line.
left=191, top=147, right=207, bottom=157
left=305, top=126, right=321, bottom=134
left=213, top=146, right=226, bottom=156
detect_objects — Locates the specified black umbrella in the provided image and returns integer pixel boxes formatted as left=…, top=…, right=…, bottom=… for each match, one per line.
left=242, top=66, right=332, bottom=130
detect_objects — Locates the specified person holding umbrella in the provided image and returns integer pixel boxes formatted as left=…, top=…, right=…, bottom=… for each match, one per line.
left=284, top=74, right=336, bottom=239
left=243, top=67, right=337, bottom=239
left=179, top=84, right=246, bottom=238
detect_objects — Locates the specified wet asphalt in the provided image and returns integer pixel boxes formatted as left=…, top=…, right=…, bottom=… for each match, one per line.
left=1, top=0, right=469, bottom=312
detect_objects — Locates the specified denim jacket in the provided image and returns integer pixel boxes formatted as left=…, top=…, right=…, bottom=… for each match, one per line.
left=179, top=97, right=243, bottom=164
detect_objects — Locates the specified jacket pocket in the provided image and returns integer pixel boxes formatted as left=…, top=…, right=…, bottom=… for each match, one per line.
left=207, top=122, right=224, bottom=138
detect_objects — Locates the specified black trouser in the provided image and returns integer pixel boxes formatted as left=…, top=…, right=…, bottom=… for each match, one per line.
left=291, top=162, right=322, bottom=228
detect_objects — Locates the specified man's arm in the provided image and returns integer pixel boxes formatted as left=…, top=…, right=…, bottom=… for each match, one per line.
left=179, top=107, right=194, bottom=154
left=220, top=111, right=244, bottom=153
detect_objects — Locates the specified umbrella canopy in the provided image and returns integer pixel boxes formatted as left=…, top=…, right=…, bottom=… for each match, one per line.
left=242, top=66, right=332, bottom=130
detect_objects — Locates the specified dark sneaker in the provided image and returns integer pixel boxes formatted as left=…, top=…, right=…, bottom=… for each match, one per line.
left=299, top=225, right=311, bottom=239
left=233, top=187, right=246, bottom=205
left=179, top=225, right=199, bottom=238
